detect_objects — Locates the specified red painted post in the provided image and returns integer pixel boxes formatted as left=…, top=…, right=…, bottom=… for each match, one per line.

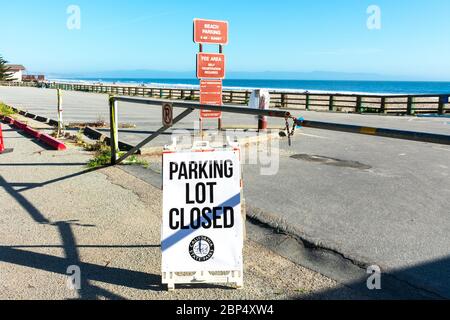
left=0, top=124, right=5, bottom=153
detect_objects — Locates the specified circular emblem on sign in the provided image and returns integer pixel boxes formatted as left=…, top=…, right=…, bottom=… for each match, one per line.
left=189, top=236, right=215, bottom=262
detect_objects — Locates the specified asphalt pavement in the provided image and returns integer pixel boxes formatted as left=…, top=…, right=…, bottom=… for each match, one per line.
left=0, top=119, right=357, bottom=300
left=1, top=85, right=450, bottom=299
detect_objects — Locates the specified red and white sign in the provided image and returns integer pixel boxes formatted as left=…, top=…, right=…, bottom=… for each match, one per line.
left=194, top=19, right=229, bottom=45
left=197, top=53, right=225, bottom=79
left=200, top=80, right=223, bottom=119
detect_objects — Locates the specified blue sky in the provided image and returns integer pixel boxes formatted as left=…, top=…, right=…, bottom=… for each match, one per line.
left=1, top=0, right=450, bottom=80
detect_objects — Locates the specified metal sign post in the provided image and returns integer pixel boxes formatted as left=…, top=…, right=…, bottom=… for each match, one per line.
left=57, top=89, right=64, bottom=137
left=194, top=18, right=229, bottom=133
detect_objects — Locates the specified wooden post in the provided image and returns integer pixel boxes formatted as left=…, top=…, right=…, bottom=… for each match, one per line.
left=281, top=94, right=286, bottom=108
left=329, top=95, right=334, bottom=111
left=305, top=93, right=310, bottom=111
left=438, top=96, right=446, bottom=115
left=407, top=96, right=415, bottom=115
left=356, top=96, right=362, bottom=113
left=380, top=97, right=387, bottom=114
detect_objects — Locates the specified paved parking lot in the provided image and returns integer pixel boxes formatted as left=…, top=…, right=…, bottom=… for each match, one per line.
left=1, top=86, right=450, bottom=298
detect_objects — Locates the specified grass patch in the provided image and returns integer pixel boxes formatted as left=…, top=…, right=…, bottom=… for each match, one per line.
left=87, top=144, right=149, bottom=168
left=70, top=128, right=149, bottom=169
left=87, top=145, right=113, bottom=168
left=0, top=102, right=16, bottom=116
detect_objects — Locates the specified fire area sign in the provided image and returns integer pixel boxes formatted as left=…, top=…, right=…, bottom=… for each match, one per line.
left=194, top=19, right=229, bottom=45
left=200, top=80, right=223, bottom=119
left=161, top=149, right=243, bottom=273
left=197, top=53, right=225, bottom=79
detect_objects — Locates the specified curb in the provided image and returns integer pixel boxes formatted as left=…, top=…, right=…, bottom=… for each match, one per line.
left=0, top=116, right=67, bottom=151
left=83, top=127, right=135, bottom=152
left=39, top=133, right=67, bottom=150
left=246, top=205, right=444, bottom=299
left=23, top=125, right=42, bottom=139
left=300, top=120, right=450, bottom=145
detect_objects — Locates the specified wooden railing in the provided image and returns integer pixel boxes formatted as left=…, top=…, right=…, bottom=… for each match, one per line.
left=1, top=81, right=449, bottom=115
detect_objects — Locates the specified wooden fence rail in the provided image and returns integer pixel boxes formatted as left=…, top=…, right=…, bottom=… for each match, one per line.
left=1, top=81, right=449, bottom=115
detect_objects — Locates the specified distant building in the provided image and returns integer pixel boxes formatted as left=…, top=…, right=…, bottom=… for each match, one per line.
left=22, top=74, right=46, bottom=82
left=5, top=64, right=26, bottom=81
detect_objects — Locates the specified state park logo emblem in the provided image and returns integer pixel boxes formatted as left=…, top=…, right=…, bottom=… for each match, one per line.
left=189, top=236, right=215, bottom=262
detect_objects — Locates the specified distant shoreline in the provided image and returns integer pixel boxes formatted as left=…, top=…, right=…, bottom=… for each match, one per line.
left=48, top=78, right=450, bottom=95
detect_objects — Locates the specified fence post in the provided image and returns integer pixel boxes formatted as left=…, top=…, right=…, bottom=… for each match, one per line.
left=438, top=96, right=446, bottom=115
left=407, top=96, right=415, bottom=115
left=329, top=95, right=334, bottom=111
left=356, top=96, right=362, bottom=113
left=305, top=93, right=310, bottom=110
left=380, top=97, right=386, bottom=114
left=109, top=97, right=119, bottom=165
left=281, top=93, right=286, bottom=108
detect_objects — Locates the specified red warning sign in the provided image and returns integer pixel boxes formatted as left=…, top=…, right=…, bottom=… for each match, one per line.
left=200, top=80, right=223, bottom=119
left=194, top=19, right=229, bottom=45
left=197, top=53, right=225, bottom=79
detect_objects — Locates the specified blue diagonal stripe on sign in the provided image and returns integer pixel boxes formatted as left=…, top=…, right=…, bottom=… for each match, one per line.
left=161, top=193, right=241, bottom=252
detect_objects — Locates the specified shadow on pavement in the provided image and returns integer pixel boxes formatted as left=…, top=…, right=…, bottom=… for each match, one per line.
left=8, top=167, right=104, bottom=193
left=0, top=170, right=165, bottom=299
left=0, top=163, right=88, bottom=167
left=13, top=129, right=55, bottom=151
left=8, top=163, right=449, bottom=299
left=294, top=256, right=450, bottom=300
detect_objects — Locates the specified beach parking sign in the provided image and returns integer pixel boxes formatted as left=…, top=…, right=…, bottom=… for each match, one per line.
left=194, top=19, right=228, bottom=45
left=161, top=149, right=243, bottom=275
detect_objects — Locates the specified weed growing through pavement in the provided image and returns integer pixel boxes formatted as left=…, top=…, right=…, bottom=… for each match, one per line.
left=65, top=128, right=148, bottom=168
left=87, top=144, right=149, bottom=168
left=0, top=102, right=16, bottom=116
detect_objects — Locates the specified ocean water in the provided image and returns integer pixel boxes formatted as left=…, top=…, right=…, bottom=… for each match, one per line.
left=58, top=78, right=450, bottom=95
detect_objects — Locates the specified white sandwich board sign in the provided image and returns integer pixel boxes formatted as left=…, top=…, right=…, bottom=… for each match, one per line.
left=161, top=147, right=243, bottom=290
